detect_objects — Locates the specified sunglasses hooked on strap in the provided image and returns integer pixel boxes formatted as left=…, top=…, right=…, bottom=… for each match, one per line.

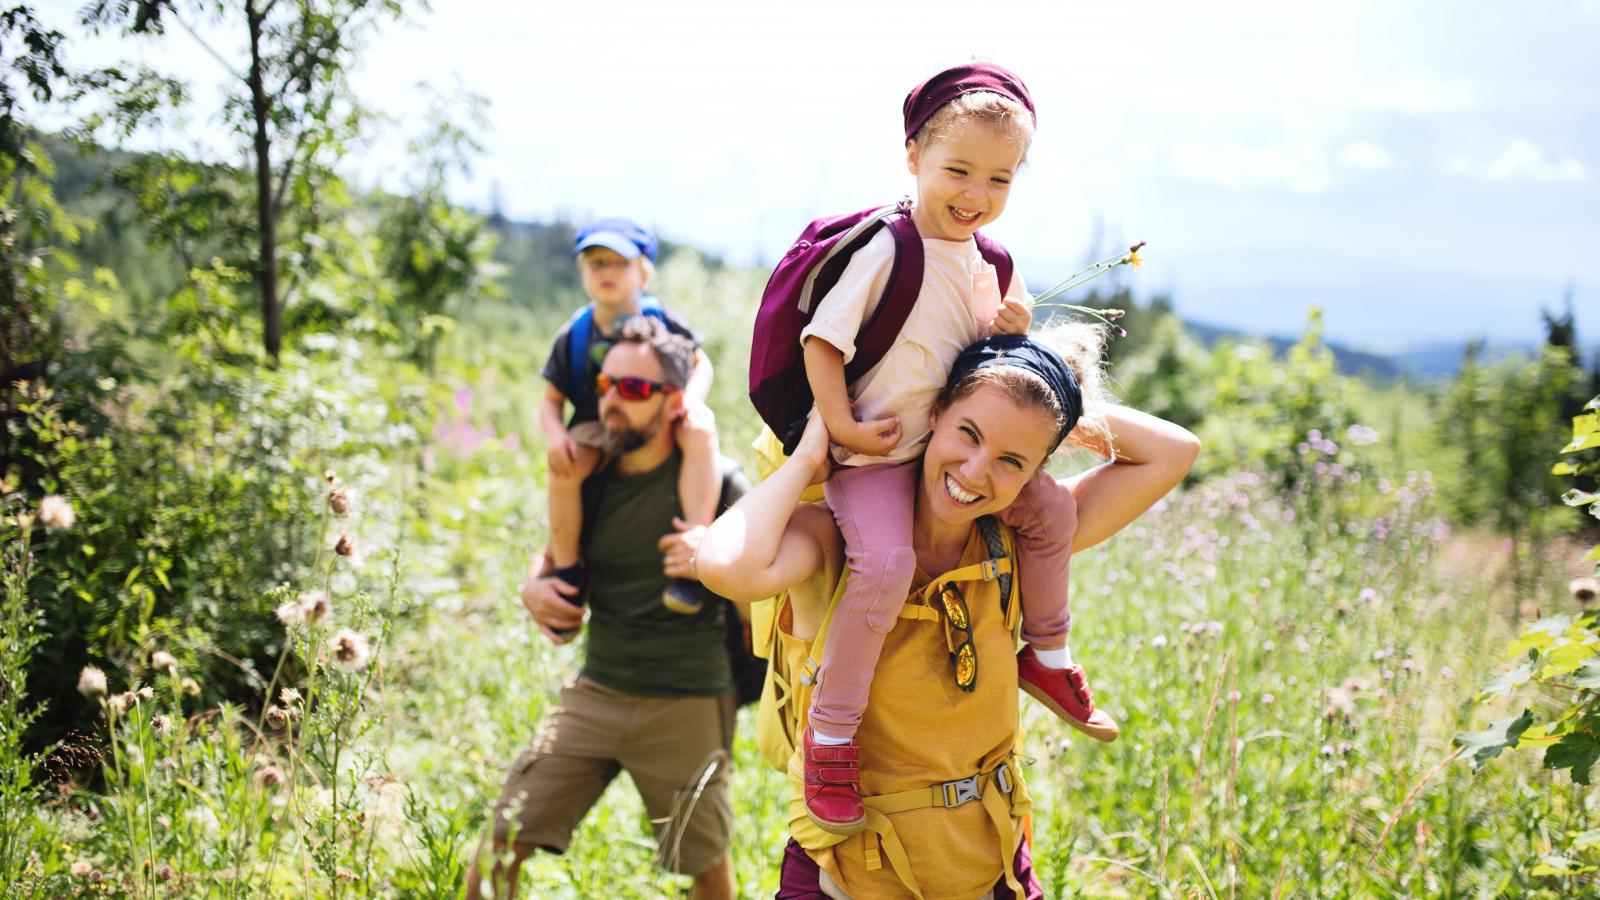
left=596, top=372, right=681, bottom=401
left=937, top=582, right=978, bottom=692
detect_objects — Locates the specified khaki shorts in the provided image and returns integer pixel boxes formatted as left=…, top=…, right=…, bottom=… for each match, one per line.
left=489, top=675, right=736, bottom=876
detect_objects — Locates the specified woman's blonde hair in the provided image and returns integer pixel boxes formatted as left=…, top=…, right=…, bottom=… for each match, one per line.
left=933, top=320, right=1112, bottom=458
left=911, top=91, right=1035, bottom=161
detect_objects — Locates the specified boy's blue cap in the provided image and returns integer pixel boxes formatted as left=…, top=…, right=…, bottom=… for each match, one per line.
left=574, top=218, right=658, bottom=262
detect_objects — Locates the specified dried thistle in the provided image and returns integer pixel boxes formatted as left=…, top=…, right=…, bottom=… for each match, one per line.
left=253, top=765, right=286, bottom=789
left=77, top=666, right=107, bottom=700
left=39, top=494, right=76, bottom=530
left=327, top=487, right=352, bottom=517
left=328, top=629, right=371, bottom=671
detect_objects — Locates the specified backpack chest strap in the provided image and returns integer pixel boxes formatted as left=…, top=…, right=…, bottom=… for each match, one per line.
left=911, top=556, right=1012, bottom=608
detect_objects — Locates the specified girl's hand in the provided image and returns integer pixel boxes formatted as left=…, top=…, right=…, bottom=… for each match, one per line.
left=833, top=414, right=902, bottom=458
left=790, top=412, right=834, bottom=485
left=990, top=296, right=1033, bottom=335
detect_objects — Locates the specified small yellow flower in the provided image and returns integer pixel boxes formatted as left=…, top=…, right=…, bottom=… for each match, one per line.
left=1125, top=249, right=1144, bottom=268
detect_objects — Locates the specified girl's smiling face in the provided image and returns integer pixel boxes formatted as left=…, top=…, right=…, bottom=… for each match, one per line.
left=905, top=120, right=1025, bottom=242
left=920, top=383, right=1056, bottom=528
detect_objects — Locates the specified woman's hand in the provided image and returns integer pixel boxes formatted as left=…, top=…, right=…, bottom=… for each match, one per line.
left=659, top=516, right=707, bottom=579
left=790, top=412, right=835, bottom=485
left=1066, top=406, right=1201, bottom=553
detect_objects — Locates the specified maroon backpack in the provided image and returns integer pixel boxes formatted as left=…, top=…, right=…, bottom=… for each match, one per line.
left=749, top=200, right=1013, bottom=453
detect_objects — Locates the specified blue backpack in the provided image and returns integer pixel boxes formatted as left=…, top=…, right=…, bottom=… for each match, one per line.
left=567, top=296, right=672, bottom=393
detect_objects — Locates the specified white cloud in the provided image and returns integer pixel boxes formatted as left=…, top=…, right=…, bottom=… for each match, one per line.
left=1172, top=142, right=1330, bottom=193
left=1445, top=138, right=1590, bottom=182
left=1339, top=141, right=1392, bottom=170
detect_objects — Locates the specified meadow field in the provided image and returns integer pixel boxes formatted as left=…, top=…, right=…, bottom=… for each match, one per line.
left=5, top=246, right=1594, bottom=899
left=9, top=1, right=1600, bottom=893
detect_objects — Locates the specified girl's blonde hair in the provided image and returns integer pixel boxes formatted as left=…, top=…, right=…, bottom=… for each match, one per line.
left=933, top=320, right=1112, bottom=458
left=911, top=91, right=1035, bottom=160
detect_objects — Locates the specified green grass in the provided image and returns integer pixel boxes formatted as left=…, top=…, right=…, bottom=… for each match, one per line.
left=4, top=260, right=1591, bottom=898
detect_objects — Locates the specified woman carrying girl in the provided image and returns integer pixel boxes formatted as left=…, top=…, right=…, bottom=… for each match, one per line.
left=791, top=62, right=1119, bottom=834
left=698, top=328, right=1199, bottom=897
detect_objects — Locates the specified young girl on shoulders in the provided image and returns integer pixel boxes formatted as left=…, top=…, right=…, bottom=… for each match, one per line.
left=793, top=62, right=1118, bottom=834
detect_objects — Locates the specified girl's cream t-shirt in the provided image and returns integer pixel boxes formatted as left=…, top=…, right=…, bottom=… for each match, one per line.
left=799, top=228, right=1026, bottom=466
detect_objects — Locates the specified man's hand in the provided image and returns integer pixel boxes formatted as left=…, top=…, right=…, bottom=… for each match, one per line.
left=990, top=296, right=1032, bottom=335
left=521, top=575, right=584, bottom=643
left=659, top=516, right=708, bottom=579
left=546, top=428, right=579, bottom=480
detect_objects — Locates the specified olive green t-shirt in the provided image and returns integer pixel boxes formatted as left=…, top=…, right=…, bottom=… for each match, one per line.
left=580, top=453, right=748, bottom=697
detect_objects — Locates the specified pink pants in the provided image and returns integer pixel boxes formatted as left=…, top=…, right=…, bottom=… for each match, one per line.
left=810, top=462, right=1077, bottom=739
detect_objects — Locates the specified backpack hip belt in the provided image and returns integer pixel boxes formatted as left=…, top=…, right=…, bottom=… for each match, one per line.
left=815, top=753, right=1030, bottom=900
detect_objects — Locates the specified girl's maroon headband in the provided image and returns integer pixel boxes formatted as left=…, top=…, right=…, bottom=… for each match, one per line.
left=902, top=62, right=1037, bottom=143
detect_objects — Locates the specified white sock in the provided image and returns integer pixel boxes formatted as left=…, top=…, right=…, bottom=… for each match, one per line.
left=1033, top=645, right=1073, bottom=669
left=812, top=730, right=852, bottom=746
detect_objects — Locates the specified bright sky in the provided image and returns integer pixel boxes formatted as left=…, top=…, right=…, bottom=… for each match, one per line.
left=33, top=0, right=1600, bottom=347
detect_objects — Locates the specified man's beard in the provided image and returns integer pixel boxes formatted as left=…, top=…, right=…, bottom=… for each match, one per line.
left=599, top=405, right=666, bottom=457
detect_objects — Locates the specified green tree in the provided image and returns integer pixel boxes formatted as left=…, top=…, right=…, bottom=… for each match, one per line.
left=83, top=0, right=409, bottom=362
left=376, top=86, right=501, bottom=368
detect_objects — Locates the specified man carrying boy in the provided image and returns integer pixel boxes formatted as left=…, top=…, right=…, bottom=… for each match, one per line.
left=539, top=217, right=721, bottom=615
left=469, top=317, right=743, bottom=899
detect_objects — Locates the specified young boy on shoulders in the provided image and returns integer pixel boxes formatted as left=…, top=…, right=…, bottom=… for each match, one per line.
left=539, top=218, right=721, bottom=619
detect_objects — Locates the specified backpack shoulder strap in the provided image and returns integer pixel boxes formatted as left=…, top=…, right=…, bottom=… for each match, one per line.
left=567, top=304, right=597, bottom=394
left=976, top=515, right=1020, bottom=637
left=844, top=206, right=925, bottom=382
left=796, top=204, right=901, bottom=316
left=568, top=298, right=672, bottom=390
left=638, top=294, right=669, bottom=322
left=973, top=232, right=1015, bottom=300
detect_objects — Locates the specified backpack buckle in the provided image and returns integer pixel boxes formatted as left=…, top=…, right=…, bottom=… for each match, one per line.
left=800, top=657, right=820, bottom=686
left=994, top=763, right=1013, bottom=795
left=939, top=774, right=983, bottom=808
left=896, top=196, right=913, bottom=217
left=979, top=559, right=1000, bottom=581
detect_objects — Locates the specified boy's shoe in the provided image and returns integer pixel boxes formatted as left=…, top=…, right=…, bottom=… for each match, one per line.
left=801, top=727, right=867, bottom=835
left=1017, top=646, right=1119, bottom=742
left=552, top=564, right=588, bottom=638
left=662, top=578, right=706, bottom=615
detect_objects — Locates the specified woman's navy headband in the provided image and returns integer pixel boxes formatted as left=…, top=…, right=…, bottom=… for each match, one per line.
left=947, top=334, right=1082, bottom=452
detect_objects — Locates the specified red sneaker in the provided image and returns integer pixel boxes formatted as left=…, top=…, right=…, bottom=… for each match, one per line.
left=801, top=727, right=867, bottom=835
left=1017, top=647, right=1120, bottom=742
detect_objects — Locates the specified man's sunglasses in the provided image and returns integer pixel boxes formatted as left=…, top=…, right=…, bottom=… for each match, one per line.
left=596, top=372, right=681, bottom=402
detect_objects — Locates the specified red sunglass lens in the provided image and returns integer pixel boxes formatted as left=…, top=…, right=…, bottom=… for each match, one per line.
left=615, top=377, right=652, bottom=400
left=597, top=374, right=655, bottom=400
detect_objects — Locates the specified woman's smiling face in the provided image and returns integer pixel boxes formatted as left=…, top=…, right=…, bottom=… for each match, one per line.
left=920, top=383, right=1058, bottom=528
